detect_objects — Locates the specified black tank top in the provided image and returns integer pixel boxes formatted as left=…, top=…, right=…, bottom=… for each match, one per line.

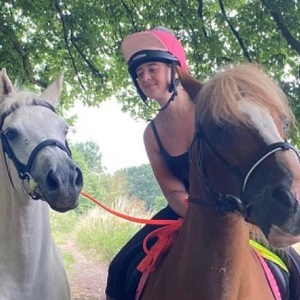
left=150, top=121, right=190, bottom=191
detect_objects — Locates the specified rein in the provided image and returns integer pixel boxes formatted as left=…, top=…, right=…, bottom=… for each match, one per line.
left=190, top=125, right=300, bottom=217
left=80, top=190, right=179, bottom=226
left=0, top=99, right=72, bottom=197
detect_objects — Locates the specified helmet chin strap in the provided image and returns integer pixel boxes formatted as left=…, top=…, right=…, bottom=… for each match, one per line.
left=157, top=86, right=178, bottom=111
left=158, top=61, right=179, bottom=111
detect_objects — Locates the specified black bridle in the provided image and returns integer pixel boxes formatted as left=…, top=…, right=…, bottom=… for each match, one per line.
left=189, top=124, right=300, bottom=218
left=0, top=99, right=72, bottom=183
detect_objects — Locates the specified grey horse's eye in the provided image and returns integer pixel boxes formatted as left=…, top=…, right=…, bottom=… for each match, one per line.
left=5, top=128, right=19, bottom=141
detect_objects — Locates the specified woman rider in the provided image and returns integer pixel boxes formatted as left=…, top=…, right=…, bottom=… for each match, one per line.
left=105, top=26, right=203, bottom=300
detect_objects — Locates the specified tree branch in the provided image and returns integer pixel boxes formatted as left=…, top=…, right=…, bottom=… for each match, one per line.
left=120, top=0, right=138, bottom=32
left=169, top=0, right=202, bottom=65
left=70, top=32, right=104, bottom=81
left=0, top=21, right=47, bottom=87
left=195, top=0, right=208, bottom=38
left=54, top=1, right=86, bottom=90
left=218, top=0, right=252, bottom=62
left=261, top=0, right=300, bottom=55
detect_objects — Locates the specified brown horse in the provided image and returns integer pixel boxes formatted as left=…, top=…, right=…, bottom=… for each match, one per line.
left=140, top=63, right=300, bottom=300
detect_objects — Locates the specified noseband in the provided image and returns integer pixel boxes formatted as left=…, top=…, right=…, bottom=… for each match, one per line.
left=189, top=125, right=300, bottom=218
left=0, top=99, right=71, bottom=182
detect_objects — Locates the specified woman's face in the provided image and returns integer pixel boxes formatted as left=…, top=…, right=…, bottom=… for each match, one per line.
left=135, top=62, right=171, bottom=101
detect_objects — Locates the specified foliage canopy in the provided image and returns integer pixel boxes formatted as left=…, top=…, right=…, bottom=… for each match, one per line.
left=1, top=0, right=299, bottom=120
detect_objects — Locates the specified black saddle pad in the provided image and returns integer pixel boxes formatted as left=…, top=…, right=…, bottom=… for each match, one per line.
left=266, top=259, right=289, bottom=299
left=287, top=247, right=300, bottom=300
left=266, top=247, right=300, bottom=300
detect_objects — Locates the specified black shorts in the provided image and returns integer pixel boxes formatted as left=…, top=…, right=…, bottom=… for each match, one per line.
left=105, top=205, right=180, bottom=300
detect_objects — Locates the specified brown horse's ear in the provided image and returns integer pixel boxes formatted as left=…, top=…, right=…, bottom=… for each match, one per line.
left=176, top=66, right=203, bottom=101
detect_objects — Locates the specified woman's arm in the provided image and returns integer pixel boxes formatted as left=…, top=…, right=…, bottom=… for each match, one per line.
left=144, top=124, right=188, bottom=217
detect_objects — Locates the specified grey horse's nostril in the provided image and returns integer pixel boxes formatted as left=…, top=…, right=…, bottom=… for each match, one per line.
left=46, top=170, right=59, bottom=191
left=75, top=167, right=83, bottom=190
left=45, top=167, right=83, bottom=193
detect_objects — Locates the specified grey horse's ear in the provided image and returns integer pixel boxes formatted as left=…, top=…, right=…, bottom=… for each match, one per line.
left=0, top=68, right=13, bottom=103
left=42, top=72, right=64, bottom=107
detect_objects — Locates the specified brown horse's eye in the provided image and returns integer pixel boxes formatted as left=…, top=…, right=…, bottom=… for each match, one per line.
left=210, top=123, right=234, bottom=142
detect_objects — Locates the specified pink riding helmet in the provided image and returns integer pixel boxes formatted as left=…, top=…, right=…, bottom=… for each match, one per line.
left=122, top=27, right=189, bottom=105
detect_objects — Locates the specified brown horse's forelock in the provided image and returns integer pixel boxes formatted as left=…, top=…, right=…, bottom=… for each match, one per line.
left=195, top=63, right=294, bottom=129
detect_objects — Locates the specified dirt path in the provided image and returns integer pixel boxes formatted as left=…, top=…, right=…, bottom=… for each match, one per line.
left=61, top=241, right=108, bottom=300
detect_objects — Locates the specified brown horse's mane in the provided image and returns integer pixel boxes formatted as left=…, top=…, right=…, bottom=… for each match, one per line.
left=195, top=63, right=294, bottom=129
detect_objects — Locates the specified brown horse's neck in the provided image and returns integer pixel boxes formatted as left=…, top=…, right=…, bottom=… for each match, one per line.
left=142, top=204, right=274, bottom=300
left=182, top=204, right=249, bottom=262
left=177, top=206, right=253, bottom=298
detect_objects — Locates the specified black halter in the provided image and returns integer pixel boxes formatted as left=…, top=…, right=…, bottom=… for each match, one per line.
left=189, top=124, right=300, bottom=218
left=0, top=99, right=72, bottom=181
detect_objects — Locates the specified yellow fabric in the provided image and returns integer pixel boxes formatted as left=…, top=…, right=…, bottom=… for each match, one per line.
left=249, top=239, right=289, bottom=273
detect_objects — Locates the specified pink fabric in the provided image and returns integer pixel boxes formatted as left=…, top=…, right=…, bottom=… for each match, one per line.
left=254, top=250, right=282, bottom=300
left=150, top=29, right=188, bottom=71
left=135, top=271, right=151, bottom=300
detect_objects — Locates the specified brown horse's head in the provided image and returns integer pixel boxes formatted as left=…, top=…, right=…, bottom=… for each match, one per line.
left=191, top=63, right=300, bottom=248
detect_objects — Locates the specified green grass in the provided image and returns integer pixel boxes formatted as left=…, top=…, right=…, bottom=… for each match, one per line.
left=50, top=210, right=78, bottom=245
left=76, top=211, right=143, bottom=262
left=75, top=196, right=152, bottom=262
left=61, top=251, right=75, bottom=272
left=50, top=196, right=153, bottom=264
